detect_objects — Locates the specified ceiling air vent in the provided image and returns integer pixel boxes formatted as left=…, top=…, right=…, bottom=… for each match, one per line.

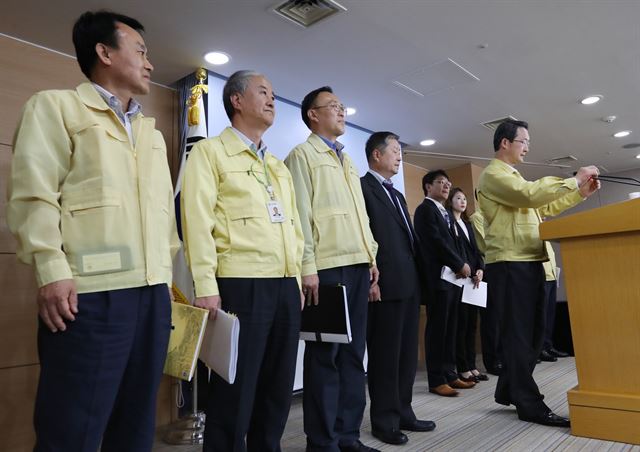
left=480, top=116, right=518, bottom=131
left=546, top=155, right=578, bottom=165
left=622, top=143, right=640, bottom=149
left=271, top=0, right=347, bottom=28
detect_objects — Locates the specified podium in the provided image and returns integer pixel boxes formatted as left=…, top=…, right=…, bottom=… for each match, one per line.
left=540, top=198, right=640, bottom=444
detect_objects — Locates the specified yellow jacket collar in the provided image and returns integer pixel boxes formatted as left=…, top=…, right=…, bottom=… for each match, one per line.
left=76, top=82, right=112, bottom=111
left=221, top=127, right=262, bottom=157
left=308, top=133, right=338, bottom=153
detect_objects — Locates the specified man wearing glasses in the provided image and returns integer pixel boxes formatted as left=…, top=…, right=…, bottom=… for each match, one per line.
left=414, top=170, right=475, bottom=397
left=478, top=119, right=600, bottom=427
left=285, top=86, right=379, bottom=452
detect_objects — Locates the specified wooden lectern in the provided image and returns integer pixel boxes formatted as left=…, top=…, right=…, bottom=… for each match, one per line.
left=540, top=198, right=640, bottom=444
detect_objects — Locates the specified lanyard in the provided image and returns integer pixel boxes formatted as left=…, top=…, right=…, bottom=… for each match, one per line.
left=249, top=158, right=275, bottom=200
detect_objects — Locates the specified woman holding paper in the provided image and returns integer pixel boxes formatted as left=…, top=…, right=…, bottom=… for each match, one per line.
left=446, top=188, right=488, bottom=383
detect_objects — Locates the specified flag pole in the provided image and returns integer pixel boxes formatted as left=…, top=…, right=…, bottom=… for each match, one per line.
left=163, top=68, right=208, bottom=445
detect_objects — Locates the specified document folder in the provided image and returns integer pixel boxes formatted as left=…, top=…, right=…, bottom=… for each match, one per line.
left=163, top=301, right=209, bottom=381
left=199, top=309, right=240, bottom=384
left=300, top=284, right=352, bottom=344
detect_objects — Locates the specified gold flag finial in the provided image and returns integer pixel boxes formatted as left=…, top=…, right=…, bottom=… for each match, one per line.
left=187, top=68, right=209, bottom=127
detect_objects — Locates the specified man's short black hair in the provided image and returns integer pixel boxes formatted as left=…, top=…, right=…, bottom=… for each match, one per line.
left=493, top=119, right=529, bottom=152
left=72, top=10, right=144, bottom=79
left=365, top=131, right=400, bottom=161
left=421, top=169, right=450, bottom=196
left=300, top=86, right=333, bottom=129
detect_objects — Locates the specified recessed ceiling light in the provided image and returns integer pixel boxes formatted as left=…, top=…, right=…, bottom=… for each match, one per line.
left=204, top=51, right=230, bottom=65
left=420, top=139, right=436, bottom=146
left=636, top=154, right=640, bottom=159
left=613, top=130, right=631, bottom=138
left=580, top=95, right=602, bottom=105
left=345, top=107, right=356, bottom=116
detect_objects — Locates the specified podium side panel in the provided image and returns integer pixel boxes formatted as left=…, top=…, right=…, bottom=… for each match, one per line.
left=560, top=231, right=640, bottom=393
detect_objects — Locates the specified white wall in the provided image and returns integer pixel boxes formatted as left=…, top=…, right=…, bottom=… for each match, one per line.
left=206, top=72, right=406, bottom=193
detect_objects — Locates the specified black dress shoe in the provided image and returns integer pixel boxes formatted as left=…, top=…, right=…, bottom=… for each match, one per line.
left=339, top=440, right=381, bottom=452
left=474, top=372, right=489, bottom=381
left=539, top=350, right=558, bottom=362
left=372, top=429, right=408, bottom=445
left=399, top=419, right=436, bottom=432
left=519, top=410, right=570, bottom=427
left=459, top=373, right=479, bottom=383
left=548, top=347, right=569, bottom=358
left=495, top=395, right=511, bottom=406
left=486, top=362, right=503, bottom=375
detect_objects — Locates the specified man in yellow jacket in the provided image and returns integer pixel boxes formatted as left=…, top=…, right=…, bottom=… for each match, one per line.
left=6, top=11, right=178, bottom=451
left=285, top=86, right=379, bottom=452
left=181, top=70, right=304, bottom=452
left=478, top=118, right=600, bottom=428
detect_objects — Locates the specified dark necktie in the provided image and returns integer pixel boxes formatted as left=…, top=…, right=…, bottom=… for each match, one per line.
left=382, top=180, right=414, bottom=245
left=334, top=148, right=343, bottom=165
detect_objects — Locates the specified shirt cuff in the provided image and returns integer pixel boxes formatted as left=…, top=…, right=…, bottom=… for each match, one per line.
left=301, top=261, right=318, bottom=277
left=35, top=258, right=73, bottom=288
left=194, top=278, right=220, bottom=298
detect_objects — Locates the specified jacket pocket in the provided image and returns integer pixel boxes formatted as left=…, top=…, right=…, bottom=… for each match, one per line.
left=313, top=207, right=349, bottom=260
left=65, top=190, right=121, bottom=216
left=226, top=205, right=269, bottom=261
left=60, top=188, right=125, bottom=271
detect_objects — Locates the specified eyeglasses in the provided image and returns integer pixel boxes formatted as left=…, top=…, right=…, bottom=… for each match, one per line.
left=311, top=103, right=346, bottom=113
left=432, top=179, right=451, bottom=187
left=512, top=139, right=530, bottom=147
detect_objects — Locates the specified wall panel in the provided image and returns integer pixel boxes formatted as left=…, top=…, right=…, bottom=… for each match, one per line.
left=0, top=365, right=39, bottom=452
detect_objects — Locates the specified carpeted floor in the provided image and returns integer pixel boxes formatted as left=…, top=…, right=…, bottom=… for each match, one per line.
left=154, top=357, right=640, bottom=451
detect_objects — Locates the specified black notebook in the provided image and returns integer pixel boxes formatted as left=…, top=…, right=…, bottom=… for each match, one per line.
left=300, top=284, right=352, bottom=344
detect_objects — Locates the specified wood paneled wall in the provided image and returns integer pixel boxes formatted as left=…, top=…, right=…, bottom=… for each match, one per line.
left=0, top=34, right=179, bottom=451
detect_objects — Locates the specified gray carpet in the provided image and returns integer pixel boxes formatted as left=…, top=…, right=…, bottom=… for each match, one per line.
left=154, top=357, right=640, bottom=451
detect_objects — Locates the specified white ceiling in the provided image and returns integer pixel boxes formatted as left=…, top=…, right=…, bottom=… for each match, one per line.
left=2, top=0, right=640, bottom=180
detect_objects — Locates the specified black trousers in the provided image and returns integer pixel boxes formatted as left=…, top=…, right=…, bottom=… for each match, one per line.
left=480, top=281, right=502, bottom=371
left=456, top=302, right=479, bottom=373
left=34, top=284, right=171, bottom=452
left=303, top=264, right=369, bottom=452
left=486, top=262, right=548, bottom=418
left=203, top=277, right=301, bottom=452
left=424, top=286, right=460, bottom=388
left=542, top=280, right=558, bottom=350
left=366, top=291, right=420, bottom=433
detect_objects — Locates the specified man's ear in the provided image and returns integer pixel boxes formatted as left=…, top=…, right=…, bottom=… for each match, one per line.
left=230, top=92, right=242, bottom=113
left=95, top=43, right=112, bottom=66
left=307, top=108, right=319, bottom=125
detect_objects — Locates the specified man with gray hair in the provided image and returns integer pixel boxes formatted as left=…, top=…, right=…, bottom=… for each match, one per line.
left=181, top=70, right=305, bottom=451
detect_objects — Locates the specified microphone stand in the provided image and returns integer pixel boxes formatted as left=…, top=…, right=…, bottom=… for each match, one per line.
left=594, top=175, right=640, bottom=187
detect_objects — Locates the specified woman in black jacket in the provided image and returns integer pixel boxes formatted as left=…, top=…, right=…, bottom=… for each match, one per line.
left=446, top=187, right=488, bottom=383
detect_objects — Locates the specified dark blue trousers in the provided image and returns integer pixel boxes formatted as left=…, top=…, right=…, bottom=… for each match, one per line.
left=203, top=277, right=301, bottom=452
left=303, top=264, right=370, bottom=452
left=34, top=284, right=171, bottom=452
left=367, top=292, right=420, bottom=433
